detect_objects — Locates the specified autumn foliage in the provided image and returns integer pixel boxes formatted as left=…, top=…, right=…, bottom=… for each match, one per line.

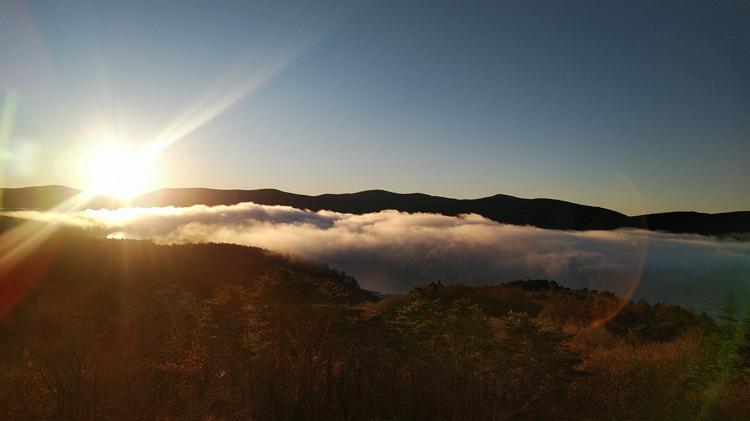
left=0, top=229, right=748, bottom=420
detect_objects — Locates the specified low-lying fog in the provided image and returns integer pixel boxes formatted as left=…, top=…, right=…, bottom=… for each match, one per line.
left=6, top=202, right=750, bottom=313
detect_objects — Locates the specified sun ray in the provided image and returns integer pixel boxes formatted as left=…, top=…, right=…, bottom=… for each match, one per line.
left=0, top=190, right=98, bottom=316
left=0, top=191, right=95, bottom=270
left=143, top=2, right=355, bottom=158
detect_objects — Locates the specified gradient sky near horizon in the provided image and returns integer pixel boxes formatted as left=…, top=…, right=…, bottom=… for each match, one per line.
left=0, top=0, right=748, bottom=215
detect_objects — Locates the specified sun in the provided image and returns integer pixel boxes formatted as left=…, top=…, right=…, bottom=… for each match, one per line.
left=78, top=142, right=155, bottom=200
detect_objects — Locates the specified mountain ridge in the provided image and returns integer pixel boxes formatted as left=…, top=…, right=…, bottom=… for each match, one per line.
left=1, top=185, right=748, bottom=236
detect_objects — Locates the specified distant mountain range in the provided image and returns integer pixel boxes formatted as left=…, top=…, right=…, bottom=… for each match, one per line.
left=2, top=185, right=749, bottom=236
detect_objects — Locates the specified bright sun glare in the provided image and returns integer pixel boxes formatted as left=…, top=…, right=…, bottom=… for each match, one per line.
left=78, top=142, right=155, bottom=200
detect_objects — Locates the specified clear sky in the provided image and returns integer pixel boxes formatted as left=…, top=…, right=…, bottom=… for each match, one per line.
left=0, top=0, right=748, bottom=215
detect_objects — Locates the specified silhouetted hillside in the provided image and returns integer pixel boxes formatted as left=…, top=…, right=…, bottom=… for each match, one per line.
left=628, top=211, right=750, bottom=236
left=133, top=188, right=750, bottom=235
left=2, top=186, right=749, bottom=235
left=131, top=189, right=628, bottom=231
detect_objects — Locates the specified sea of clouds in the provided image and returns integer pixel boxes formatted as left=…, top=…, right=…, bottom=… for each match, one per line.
left=5, top=202, right=750, bottom=312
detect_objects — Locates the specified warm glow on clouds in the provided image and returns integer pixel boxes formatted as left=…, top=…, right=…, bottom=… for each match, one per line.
left=5, top=202, right=749, bottom=312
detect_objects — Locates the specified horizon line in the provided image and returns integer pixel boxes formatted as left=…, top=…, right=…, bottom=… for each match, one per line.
left=2, top=184, right=749, bottom=217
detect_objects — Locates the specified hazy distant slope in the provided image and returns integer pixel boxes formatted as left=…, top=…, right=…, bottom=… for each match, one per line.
left=2, top=186, right=749, bottom=235
left=0, top=186, right=120, bottom=210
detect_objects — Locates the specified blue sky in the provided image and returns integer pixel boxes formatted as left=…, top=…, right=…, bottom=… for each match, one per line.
left=0, top=0, right=748, bottom=214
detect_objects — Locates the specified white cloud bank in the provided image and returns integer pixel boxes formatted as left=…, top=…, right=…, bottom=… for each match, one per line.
left=5, top=202, right=750, bottom=312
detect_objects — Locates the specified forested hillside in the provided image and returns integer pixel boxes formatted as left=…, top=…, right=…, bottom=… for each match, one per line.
left=1, top=227, right=749, bottom=419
